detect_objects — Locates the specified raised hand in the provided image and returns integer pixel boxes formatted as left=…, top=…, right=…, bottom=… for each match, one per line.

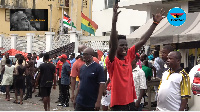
left=152, top=8, right=165, bottom=23
left=112, top=4, right=121, bottom=23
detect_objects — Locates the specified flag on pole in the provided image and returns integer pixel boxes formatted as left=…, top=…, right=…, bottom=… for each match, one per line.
left=63, top=11, right=76, bottom=30
left=81, top=12, right=98, bottom=36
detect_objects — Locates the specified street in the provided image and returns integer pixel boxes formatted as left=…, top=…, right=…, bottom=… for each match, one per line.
left=0, top=86, right=74, bottom=111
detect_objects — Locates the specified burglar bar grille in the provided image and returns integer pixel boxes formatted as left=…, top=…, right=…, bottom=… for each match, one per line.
left=189, top=0, right=200, bottom=13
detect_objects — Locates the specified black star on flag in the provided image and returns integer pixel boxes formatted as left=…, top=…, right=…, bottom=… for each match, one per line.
left=88, top=22, right=91, bottom=26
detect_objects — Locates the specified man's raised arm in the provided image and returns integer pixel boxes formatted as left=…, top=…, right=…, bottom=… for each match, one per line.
left=108, top=4, right=121, bottom=62
left=135, top=9, right=165, bottom=53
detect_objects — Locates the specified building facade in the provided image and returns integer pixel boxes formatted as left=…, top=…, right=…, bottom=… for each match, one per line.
left=0, top=0, right=71, bottom=36
left=92, top=0, right=147, bottom=36
left=0, top=0, right=92, bottom=36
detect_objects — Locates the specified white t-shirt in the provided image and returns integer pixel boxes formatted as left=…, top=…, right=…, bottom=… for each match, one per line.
left=36, top=58, right=44, bottom=68
left=157, top=69, right=191, bottom=111
left=132, top=66, right=147, bottom=103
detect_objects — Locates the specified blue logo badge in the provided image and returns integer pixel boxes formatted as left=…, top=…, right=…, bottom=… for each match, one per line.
left=167, top=7, right=186, bottom=26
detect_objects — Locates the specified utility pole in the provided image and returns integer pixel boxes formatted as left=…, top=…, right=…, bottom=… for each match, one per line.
left=48, top=4, right=52, bottom=32
left=70, top=0, right=73, bottom=31
left=88, top=0, right=91, bottom=36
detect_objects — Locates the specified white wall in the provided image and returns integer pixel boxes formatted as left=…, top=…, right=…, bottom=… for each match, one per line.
left=92, top=0, right=147, bottom=36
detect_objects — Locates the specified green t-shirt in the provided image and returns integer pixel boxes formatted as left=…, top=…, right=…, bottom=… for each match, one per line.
left=142, top=65, right=153, bottom=78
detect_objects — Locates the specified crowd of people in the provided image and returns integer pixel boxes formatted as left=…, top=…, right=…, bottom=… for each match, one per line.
left=0, top=3, right=196, bottom=111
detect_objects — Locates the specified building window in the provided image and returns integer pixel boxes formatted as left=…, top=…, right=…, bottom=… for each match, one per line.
left=1, top=0, right=5, bottom=5
left=83, top=0, right=87, bottom=8
left=105, top=0, right=114, bottom=9
left=5, top=9, right=10, bottom=22
left=189, top=0, right=200, bottom=13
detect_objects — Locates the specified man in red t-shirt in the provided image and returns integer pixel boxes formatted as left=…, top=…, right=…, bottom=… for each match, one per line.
left=106, top=3, right=164, bottom=111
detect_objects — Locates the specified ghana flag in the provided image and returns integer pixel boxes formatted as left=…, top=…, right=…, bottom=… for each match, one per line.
left=81, top=12, right=98, bottom=35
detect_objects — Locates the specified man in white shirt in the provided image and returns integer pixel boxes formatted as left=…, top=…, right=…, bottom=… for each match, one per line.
left=157, top=51, right=191, bottom=111
left=34, top=53, right=44, bottom=97
left=132, top=58, right=147, bottom=111
left=153, top=50, right=165, bottom=103
left=36, top=53, right=44, bottom=68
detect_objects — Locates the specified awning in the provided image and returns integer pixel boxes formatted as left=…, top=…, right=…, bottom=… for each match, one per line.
left=2, top=49, right=28, bottom=57
left=127, top=12, right=200, bottom=46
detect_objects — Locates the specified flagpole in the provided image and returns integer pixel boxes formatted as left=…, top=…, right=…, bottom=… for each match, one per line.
left=81, top=0, right=83, bottom=35
left=61, top=0, right=64, bottom=35
left=70, top=0, right=73, bottom=31
left=81, top=0, right=83, bottom=12
left=88, top=0, right=91, bottom=36
left=89, top=0, right=91, bottom=19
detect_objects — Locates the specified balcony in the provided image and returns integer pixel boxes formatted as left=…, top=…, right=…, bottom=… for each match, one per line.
left=57, top=0, right=69, bottom=9
left=0, top=0, right=28, bottom=9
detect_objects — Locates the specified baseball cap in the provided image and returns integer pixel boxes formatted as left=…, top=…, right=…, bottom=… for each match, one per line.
left=60, top=54, right=67, bottom=59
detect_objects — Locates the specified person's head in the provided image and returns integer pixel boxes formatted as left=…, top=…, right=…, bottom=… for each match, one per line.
left=161, top=45, right=174, bottom=62
left=43, top=53, right=50, bottom=61
left=33, top=52, right=37, bottom=58
left=18, top=58, right=23, bottom=65
left=167, top=51, right=182, bottom=70
left=60, top=54, right=67, bottom=62
left=5, top=53, right=9, bottom=59
left=155, top=45, right=160, bottom=51
left=153, top=50, right=159, bottom=58
left=15, top=54, right=20, bottom=60
left=82, top=47, right=94, bottom=64
left=6, top=59, right=11, bottom=65
left=136, top=53, right=140, bottom=62
left=10, top=11, right=30, bottom=31
left=39, top=53, right=43, bottom=58
left=20, top=55, right=25, bottom=60
left=27, top=53, right=32, bottom=60
left=78, top=45, right=87, bottom=54
left=116, top=35, right=128, bottom=58
left=70, top=53, right=75, bottom=58
left=131, top=58, right=137, bottom=69
left=140, top=54, right=147, bottom=62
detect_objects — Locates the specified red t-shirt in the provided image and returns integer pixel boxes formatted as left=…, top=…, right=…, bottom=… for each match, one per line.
left=106, top=45, right=137, bottom=107
left=56, top=60, right=63, bottom=78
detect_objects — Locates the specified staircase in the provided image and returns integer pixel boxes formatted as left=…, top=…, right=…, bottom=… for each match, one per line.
left=49, top=42, right=75, bottom=57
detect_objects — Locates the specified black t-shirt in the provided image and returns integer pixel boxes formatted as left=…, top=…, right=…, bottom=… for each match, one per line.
left=39, top=62, right=56, bottom=87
